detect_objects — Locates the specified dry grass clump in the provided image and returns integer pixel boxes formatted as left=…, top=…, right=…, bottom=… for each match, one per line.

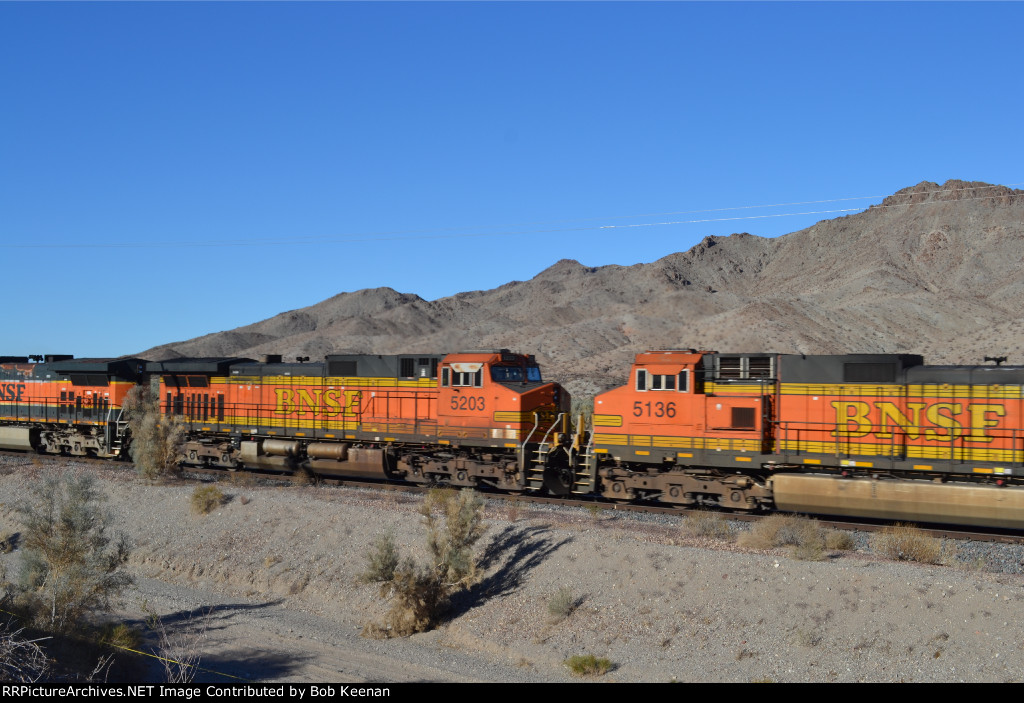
left=564, top=654, right=614, bottom=676
left=824, top=529, right=856, bottom=551
left=870, top=524, right=950, bottom=564
left=99, top=622, right=142, bottom=650
left=547, top=586, right=580, bottom=621
left=190, top=485, right=226, bottom=515
left=738, top=514, right=828, bottom=561
left=681, top=510, right=734, bottom=540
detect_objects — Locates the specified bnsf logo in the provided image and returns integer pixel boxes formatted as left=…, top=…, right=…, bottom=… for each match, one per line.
left=832, top=401, right=1007, bottom=443
left=0, top=383, right=25, bottom=402
left=273, top=388, right=362, bottom=416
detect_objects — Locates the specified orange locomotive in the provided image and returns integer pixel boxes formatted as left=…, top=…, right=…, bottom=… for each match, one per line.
left=586, top=350, right=1024, bottom=528
left=0, top=355, right=144, bottom=457
left=152, top=350, right=574, bottom=493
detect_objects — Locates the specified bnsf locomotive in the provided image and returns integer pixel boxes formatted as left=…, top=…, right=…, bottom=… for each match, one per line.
left=2, top=349, right=1024, bottom=529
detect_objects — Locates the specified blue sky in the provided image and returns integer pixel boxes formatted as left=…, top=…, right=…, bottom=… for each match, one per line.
left=2, top=2, right=1021, bottom=358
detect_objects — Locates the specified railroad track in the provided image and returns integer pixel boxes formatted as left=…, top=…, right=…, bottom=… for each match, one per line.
left=4, top=449, right=1024, bottom=544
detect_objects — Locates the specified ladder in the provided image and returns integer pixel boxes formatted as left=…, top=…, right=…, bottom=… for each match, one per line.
left=106, top=408, right=130, bottom=457
left=522, top=412, right=565, bottom=491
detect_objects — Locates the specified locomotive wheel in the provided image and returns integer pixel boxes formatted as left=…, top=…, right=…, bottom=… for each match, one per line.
left=544, top=466, right=574, bottom=496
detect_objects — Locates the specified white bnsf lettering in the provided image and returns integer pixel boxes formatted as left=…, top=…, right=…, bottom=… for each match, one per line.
left=339, top=686, right=390, bottom=697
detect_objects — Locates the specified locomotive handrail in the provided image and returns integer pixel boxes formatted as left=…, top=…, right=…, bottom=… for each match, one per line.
left=538, top=412, right=565, bottom=449
left=518, top=412, right=541, bottom=473
left=773, top=418, right=1024, bottom=467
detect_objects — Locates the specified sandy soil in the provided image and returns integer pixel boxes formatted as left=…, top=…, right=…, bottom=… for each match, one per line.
left=1, top=458, right=1023, bottom=683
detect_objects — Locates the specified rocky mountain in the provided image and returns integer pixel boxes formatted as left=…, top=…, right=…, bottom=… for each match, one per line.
left=138, top=180, right=1024, bottom=395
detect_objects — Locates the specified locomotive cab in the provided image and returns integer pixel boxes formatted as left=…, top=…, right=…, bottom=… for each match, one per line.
left=589, top=350, right=776, bottom=509
left=437, top=349, right=568, bottom=444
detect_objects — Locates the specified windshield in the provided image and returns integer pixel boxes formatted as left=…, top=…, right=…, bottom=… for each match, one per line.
left=490, top=365, right=543, bottom=383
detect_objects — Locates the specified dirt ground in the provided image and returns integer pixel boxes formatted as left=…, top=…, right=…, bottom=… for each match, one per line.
left=2, top=459, right=1023, bottom=683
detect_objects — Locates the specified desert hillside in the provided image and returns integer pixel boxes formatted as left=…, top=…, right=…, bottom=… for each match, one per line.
left=138, top=180, right=1024, bottom=395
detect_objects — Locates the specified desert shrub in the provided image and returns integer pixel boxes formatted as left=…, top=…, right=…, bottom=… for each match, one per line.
left=122, top=385, right=186, bottom=479
left=824, top=529, right=856, bottom=551
left=681, top=510, right=734, bottom=540
left=564, top=654, right=614, bottom=676
left=738, top=514, right=826, bottom=560
left=360, top=531, right=400, bottom=584
left=547, top=586, right=579, bottom=620
left=364, top=490, right=486, bottom=637
left=15, top=473, right=132, bottom=633
left=870, top=524, right=949, bottom=564
left=190, top=485, right=225, bottom=515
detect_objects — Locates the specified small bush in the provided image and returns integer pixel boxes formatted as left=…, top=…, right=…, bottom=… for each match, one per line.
left=547, top=586, right=579, bottom=620
left=565, top=654, right=614, bottom=676
left=681, top=510, right=734, bottom=540
left=373, top=558, right=447, bottom=637
left=360, top=532, right=400, bottom=584
left=364, top=490, right=486, bottom=638
left=871, top=524, right=949, bottom=564
left=792, top=538, right=826, bottom=562
left=190, top=485, right=225, bottom=515
left=123, top=385, right=185, bottom=479
left=15, top=472, right=132, bottom=633
left=824, top=529, right=856, bottom=551
left=738, top=514, right=827, bottom=560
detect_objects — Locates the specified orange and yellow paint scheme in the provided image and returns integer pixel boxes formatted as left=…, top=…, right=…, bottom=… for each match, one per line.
left=164, top=350, right=570, bottom=490
left=0, top=358, right=141, bottom=456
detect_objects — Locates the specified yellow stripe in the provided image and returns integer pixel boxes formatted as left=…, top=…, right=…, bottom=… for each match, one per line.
left=774, top=382, right=1024, bottom=399
left=704, top=383, right=770, bottom=395
left=493, top=411, right=536, bottom=422
left=593, top=414, right=623, bottom=427
left=223, top=376, right=436, bottom=388
left=635, top=450, right=650, bottom=456
left=735, top=456, right=752, bottom=462
left=912, top=464, right=933, bottom=470
left=778, top=439, right=1024, bottom=464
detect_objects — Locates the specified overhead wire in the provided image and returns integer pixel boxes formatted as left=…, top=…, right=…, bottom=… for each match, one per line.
left=4, top=182, right=1022, bottom=250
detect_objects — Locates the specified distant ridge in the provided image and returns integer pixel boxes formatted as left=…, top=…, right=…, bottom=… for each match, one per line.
left=138, top=180, right=1024, bottom=396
